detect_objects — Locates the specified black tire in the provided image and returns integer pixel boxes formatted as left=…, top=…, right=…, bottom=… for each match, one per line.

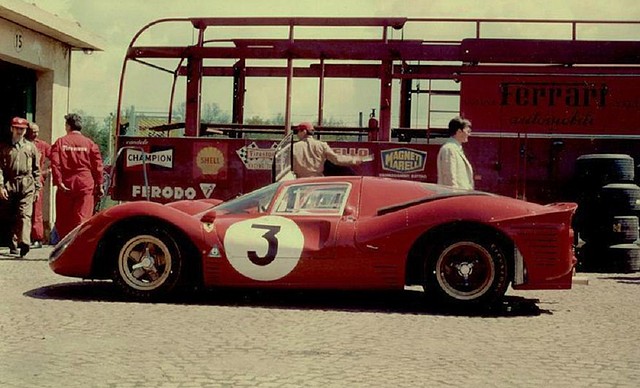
left=424, top=233, right=510, bottom=308
left=112, top=225, right=183, bottom=300
left=598, top=183, right=640, bottom=214
left=609, top=244, right=640, bottom=273
left=579, top=215, right=639, bottom=245
left=575, top=154, right=635, bottom=190
left=577, top=242, right=640, bottom=273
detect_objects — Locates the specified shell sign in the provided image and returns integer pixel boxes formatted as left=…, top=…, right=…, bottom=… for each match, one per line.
left=195, top=146, right=226, bottom=177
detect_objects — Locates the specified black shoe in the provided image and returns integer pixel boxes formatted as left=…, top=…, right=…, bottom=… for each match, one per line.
left=9, top=248, right=19, bottom=255
left=19, top=243, right=30, bottom=258
left=31, top=241, right=42, bottom=249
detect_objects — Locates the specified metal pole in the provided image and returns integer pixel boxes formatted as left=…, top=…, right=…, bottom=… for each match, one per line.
left=318, top=58, right=325, bottom=129
left=284, top=24, right=294, bottom=135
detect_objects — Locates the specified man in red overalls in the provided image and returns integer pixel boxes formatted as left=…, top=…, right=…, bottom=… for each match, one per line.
left=50, top=113, right=103, bottom=240
left=26, top=122, right=51, bottom=248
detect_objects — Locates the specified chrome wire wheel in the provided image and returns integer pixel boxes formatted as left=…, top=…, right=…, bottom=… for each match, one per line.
left=435, top=241, right=495, bottom=301
left=118, top=234, right=172, bottom=291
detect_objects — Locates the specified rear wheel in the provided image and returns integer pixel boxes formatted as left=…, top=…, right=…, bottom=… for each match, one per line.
left=112, top=227, right=183, bottom=300
left=425, top=234, right=509, bottom=308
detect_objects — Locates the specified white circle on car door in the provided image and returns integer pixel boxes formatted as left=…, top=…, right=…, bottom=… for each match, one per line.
left=223, top=215, right=304, bottom=281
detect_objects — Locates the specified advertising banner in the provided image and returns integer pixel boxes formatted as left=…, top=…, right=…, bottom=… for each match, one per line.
left=461, top=74, right=640, bottom=135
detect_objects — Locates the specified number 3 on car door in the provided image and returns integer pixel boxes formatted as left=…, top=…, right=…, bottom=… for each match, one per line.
left=247, top=224, right=281, bottom=266
left=224, top=216, right=304, bottom=281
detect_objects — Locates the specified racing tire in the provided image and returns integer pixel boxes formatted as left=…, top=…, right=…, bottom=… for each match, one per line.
left=577, top=242, right=640, bottom=273
left=579, top=215, right=639, bottom=245
left=575, top=154, right=635, bottom=191
left=424, top=234, right=510, bottom=308
left=112, top=226, right=183, bottom=300
left=598, top=183, right=640, bottom=214
left=609, top=244, right=640, bottom=273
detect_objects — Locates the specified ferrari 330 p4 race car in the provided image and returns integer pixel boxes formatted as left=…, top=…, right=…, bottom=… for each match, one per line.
left=49, top=176, right=577, bottom=308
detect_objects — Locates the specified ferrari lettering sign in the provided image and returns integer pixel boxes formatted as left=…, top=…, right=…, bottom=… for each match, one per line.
left=126, top=149, right=174, bottom=168
left=381, top=148, right=427, bottom=174
left=500, top=83, right=607, bottom=108
left=461, top=75, right=640, bottom=135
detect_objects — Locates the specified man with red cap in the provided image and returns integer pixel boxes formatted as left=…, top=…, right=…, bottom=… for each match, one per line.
left=50, top=113, right=103, bottom=240
left=292, top=122, right=363, bottom=178
left=0, top=117, right=41, bottom=257
left=26, top=122, right=51, bottom=248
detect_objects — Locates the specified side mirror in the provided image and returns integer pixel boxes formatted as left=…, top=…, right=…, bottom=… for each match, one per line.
left=200, top=210, right=218, bottom=224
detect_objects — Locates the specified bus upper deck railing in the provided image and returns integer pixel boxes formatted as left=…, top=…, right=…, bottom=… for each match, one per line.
left=143, top=123, right=375, bottom=139
left=115, top=17, right=640, bottom=144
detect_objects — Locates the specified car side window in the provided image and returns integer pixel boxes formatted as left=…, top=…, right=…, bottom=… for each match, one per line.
left=273, top=183, right=351, bottom=216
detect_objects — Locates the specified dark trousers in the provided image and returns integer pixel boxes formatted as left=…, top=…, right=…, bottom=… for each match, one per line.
left=3, top=189, right=35, bottom=248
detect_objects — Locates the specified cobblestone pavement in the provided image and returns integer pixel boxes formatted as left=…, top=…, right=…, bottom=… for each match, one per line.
left=1, top=246, right=639, bottom=388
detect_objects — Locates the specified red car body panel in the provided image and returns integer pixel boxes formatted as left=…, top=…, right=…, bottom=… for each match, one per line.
left=50, top=201, right=207, bottom=278
left=50, top=177, right=577, bottom=292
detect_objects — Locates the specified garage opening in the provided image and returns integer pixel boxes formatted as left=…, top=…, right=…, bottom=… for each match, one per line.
left=0, top=60, right=36, bottom=142
left=0, top=60, right=36, bottom=246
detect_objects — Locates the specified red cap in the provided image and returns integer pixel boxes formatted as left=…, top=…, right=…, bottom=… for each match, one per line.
left=297, top=122, right=315, bottom=133
left=11, top=117, right=29, bottom=128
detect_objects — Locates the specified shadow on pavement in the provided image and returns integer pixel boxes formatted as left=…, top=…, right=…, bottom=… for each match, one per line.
left=26, top=281, right=549, bottom=317
left=598, top=275, right=640, bottom=285
left=0, top=246, right=50, bottom=261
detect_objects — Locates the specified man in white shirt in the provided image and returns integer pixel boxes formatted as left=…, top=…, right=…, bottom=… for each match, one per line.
left=437, top=116, right=474, bottom=190
left=292, top=122, right=362, bottom=178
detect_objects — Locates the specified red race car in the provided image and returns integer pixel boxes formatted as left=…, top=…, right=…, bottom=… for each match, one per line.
left=49, top=176, right=577, bottom=308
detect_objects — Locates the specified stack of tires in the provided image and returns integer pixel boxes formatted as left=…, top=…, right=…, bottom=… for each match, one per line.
left=574, top=154, right=640, bottom=273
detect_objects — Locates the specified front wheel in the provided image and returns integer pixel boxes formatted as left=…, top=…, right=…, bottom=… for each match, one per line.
left=425, top=234, right=510, bottom=308
left=112, top=227, right=183, bottom=300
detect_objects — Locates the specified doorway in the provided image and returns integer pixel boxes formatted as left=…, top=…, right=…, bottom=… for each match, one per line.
left=0, top=60, right=36, bottom=142
left=0, top=60, right=36, bottom=246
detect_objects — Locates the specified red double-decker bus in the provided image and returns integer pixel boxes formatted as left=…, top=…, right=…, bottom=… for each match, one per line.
left=109, top=17, right=640, bottom=205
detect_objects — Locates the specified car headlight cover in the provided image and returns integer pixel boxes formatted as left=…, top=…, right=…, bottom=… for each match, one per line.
left=49, top=224, right=83, bottom=263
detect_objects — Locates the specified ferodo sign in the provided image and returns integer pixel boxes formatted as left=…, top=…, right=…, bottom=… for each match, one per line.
left=132, top=185, right=197, bottom=200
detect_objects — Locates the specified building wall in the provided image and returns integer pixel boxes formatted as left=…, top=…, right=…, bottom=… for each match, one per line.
left=0, top=16, right=72, bottom=239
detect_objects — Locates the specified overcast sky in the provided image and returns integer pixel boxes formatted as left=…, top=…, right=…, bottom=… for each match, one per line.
left=30, top=0, right=640, bottom=124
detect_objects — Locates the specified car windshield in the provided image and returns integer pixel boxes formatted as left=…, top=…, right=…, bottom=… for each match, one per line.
left=213, top=182, right=282, bottom=214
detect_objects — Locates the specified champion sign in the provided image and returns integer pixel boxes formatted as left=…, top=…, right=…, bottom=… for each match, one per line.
left=126, top=149, right=174, bottom=168
left=381, top=148, right=427, bottom=174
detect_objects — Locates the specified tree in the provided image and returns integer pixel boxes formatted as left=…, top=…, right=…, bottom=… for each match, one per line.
left=75, top=110, right=111, bottom=161
left=172, top=102, right=230, bottom=123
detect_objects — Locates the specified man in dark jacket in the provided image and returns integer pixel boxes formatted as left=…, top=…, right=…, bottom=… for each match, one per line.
left=0, top=117, right=41, bottom=257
